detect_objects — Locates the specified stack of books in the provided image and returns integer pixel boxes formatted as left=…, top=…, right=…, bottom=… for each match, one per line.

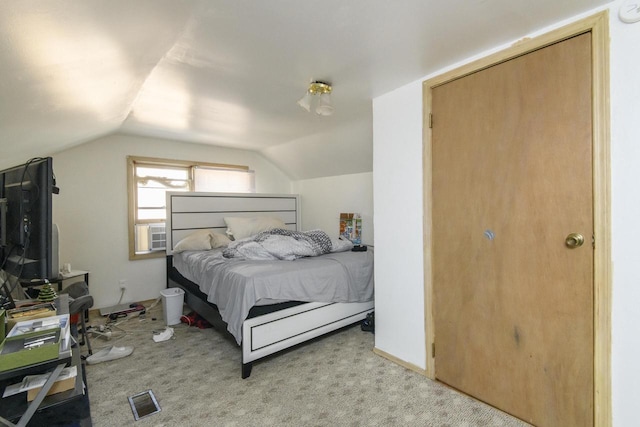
left=339, top=213, right=362, bottom=244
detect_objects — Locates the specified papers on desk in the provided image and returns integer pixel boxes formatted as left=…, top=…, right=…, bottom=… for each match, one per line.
left=2, top=366, right=77, bottom=398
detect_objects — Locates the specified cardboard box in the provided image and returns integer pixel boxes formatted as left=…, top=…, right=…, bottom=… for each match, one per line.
left=26, top=375, right=75, bottom=401
left=6, top=313, right=71, bottom=355
left=7, top=314, right=69, bottom=339
left=6, top=302, right=56, bottom=332
left=0, top=329, right=61, bottom=372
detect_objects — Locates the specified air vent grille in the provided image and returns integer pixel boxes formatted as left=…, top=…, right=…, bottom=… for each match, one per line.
left=148, top=223, right=166, bottom=251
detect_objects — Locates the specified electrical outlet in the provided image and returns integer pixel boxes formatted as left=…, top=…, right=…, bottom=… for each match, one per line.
left=119, top=279, right=127, bottom=291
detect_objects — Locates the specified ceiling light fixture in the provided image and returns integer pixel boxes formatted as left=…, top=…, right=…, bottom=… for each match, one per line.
left=297, top=81, right=334, bottom=116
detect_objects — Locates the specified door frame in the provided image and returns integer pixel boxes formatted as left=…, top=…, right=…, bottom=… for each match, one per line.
left=422, top=11, right=610, bottom=426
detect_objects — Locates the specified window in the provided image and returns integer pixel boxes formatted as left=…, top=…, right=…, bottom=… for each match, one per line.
left=127, top=156, right=255, bottom=260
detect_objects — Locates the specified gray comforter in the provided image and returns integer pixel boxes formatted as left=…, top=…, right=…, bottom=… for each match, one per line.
left=173, top=248, right=374, bottom=344
left=222, top=228, right=348, bottom=261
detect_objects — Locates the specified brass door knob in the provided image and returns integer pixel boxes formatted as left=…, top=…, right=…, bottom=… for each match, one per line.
left=565, top=233, right=584, bottom=248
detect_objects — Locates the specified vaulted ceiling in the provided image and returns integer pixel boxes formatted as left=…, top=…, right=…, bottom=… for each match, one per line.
left=0, top=0, right=611, bottom=179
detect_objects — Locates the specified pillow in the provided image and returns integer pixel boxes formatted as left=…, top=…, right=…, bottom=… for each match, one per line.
left=224, top=216, right=286, bottom=240
left=173, top=229, right=213, bottom=253
left=210, top=231, right=232, bottom=248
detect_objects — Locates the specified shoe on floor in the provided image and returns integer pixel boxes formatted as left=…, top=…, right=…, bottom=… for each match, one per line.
left=86, top=345, right=134, bottom=365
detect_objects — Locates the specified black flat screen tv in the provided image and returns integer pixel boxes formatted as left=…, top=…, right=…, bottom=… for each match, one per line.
left=0, top=157, right=59, bottom=283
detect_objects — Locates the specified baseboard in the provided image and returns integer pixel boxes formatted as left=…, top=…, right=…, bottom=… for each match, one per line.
left=373, top=347, right=427, bottom=376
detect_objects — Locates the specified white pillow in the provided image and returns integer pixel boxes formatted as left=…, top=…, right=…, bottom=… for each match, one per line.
left=210, top=231, right=232, bottom=248
left=173, top=229, right=213, bottom=253
left=224, top=216, right=286, bottom=240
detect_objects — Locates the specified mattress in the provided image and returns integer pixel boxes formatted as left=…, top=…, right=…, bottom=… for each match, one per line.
left=172, top=248, right=374, bottom=343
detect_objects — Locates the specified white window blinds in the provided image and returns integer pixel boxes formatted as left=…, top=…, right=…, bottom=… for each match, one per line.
left=194, top=167, right=255, bottom=193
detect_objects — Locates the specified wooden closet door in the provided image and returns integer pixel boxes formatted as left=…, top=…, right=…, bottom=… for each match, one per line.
left=432, top=33, right=593, bottom=426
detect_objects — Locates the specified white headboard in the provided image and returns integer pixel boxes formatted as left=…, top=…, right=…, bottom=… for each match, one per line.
left=165, top=192, right=301, bottom=254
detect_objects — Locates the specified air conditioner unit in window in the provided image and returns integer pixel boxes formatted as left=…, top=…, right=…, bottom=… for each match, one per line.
left=148, top=223, right=166, bottom=251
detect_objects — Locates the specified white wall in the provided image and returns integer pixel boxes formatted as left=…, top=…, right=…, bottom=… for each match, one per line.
left=609, top=3, right=640, bottom=423
left=372, top=82, right=425, bottom=366
left=263, top=119, right=373, bottom=181
left=52, top=133, right=292, bottom=309
left=292, top=172, right=373, bottom=244
left=373, top=2, right=640, bottom=424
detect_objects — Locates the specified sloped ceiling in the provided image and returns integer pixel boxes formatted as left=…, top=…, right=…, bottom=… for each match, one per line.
left=0, top=0, right=611, bottom=179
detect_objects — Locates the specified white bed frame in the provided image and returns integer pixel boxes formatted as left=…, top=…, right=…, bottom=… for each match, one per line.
left=165, top=191, right=374, bottom=378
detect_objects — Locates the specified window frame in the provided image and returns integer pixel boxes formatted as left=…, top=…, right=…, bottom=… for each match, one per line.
left=127, top=156, right=250, bottom=260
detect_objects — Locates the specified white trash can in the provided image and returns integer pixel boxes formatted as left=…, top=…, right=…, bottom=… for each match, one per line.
left=160, top=288, right=185, bottom=325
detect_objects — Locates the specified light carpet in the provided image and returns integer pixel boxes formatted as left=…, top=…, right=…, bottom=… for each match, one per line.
left=84, top=303, right=530, bottom=427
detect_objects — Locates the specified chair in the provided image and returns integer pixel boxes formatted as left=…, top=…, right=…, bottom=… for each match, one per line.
left=59, top=281, right=93, bottom=355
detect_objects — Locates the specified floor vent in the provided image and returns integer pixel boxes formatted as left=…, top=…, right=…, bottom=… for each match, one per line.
left=128, top=389, right=161, bottom=421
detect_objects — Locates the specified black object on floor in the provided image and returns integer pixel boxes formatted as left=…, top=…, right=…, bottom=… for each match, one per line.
left=361, top=311, right=375, bottom=333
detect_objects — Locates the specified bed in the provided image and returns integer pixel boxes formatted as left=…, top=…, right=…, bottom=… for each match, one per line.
left=165, top=191, right=375, bottom=378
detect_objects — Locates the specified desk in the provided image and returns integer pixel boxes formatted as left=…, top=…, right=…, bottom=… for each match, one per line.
left=21, top=270, right=90, bottom=322
left=51, top=270, right=90, bottom=292
left=0, top=295, right=86, bottom=427
left=20, top=270, right=89, bottom=293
